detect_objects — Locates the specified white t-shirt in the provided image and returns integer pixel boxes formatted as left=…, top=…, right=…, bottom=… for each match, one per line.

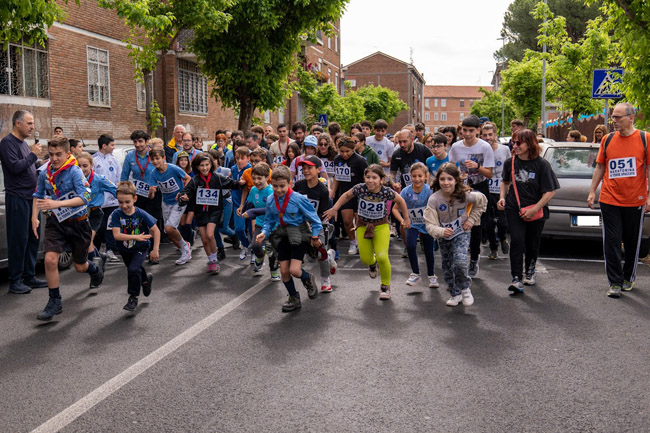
left=93, top=151, right=122, bottom=208
left=448, top=139, right=495, bottom=185
left=365, top=135, right=395, bottom=173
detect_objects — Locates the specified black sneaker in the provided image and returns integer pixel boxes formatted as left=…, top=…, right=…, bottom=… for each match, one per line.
left=508, top=277, right=524, bottom=294
left=89, top=264, right=104, bottom=288
left=230, top=236, right=241, bottom=250
left=217, top=248, right=226, bottom=261
left=281, top=295, right=301, bottom=312
left=37, top=297, right=62, bottom=321
left=501, top=240, right=510, bottom=254
left=123, top=296, right=138, bottom=311
left=302, top=273, right=318, bottom=299
left=142, top=273, right=153, bottom=297
left=9, top=282, right=32, bottom=294
left=23, top=277, right=48, bottom=289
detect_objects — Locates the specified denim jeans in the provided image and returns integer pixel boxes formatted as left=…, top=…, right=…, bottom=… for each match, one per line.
left=438, top=232, right=471, bottom=296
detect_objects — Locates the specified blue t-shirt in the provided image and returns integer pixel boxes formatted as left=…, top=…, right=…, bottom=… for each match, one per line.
left=230, top=162, right=251, bottom=206
left=425, top=154, right=450, bottom=177
left=34, top=165, right=91, bottom=220
left=247, top=184, right=273, bottom=227
left=87, top=172, right=117, bottom=208
left=109, top=207, right=157, bottom=251
left=150, top=163, right=187, bottom=205
left=400, top=184, right=433, bottom=234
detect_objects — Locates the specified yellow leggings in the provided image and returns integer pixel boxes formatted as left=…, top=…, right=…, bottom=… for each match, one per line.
left=356, top=223, right=391, bottom=286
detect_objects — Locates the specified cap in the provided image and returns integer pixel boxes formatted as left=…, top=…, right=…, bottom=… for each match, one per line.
left=176, top=151, right=189, bottom=159
left=304, top=135, right=318, bottom=147
left=298, top=155, right=322, bottom=168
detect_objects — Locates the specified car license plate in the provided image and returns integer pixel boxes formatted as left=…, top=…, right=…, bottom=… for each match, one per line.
left=572, top=215, right=601, bottom=227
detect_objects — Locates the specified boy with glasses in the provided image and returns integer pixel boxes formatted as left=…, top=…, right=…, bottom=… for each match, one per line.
left=425, top=133, right=450, bottom=182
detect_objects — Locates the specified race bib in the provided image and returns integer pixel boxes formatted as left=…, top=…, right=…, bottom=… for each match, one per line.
left=132, top=179, right=150, bottom=197
left=322, top=159, right=335, bottom=175
left=51, top=192, right=87, bottom=223
left=308, top=199, right=319, bottom=211
left=294, top=166, right=304, bottom=182
left=608, top=157, right=636, bottom=179
left=273, top=155, right=285, bottom=165
left=358, top=198, right=386, bottom=220
left=196, top=188, right=220, bottom=206
left=158, top=177, right=180, bottom=194
left=409, top=206, right=426, bottom=225
left=335, top=165, right=351, bottom=182
left=442, top=216, right=465, bottom=239
left=402, top=173, right=412, bottom=186
left=488, top=178, right=501, bottom=194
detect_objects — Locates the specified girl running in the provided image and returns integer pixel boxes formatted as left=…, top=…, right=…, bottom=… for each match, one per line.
left=400, top=163, right=439, bottom=288
left=282, top=143, right=301, bottom=169
left=325, top=164, right=410, bottom=300
left=424, top=163, right=486, bottom=307
left=175, top=150, right=195, bottom=247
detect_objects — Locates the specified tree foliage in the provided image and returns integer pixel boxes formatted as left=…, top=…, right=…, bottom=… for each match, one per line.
left=496, top=0, right=602, bottom=62
left=470, top=88, right=517, bottom=135
left=0, top=0, right=79, bottom=48
left=500, top=56, right=543, bottom=127
left=296, top=69, right=407, bottom=132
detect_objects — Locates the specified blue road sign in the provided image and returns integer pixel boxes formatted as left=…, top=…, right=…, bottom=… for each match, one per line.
left=318, top=114, right=328, bottom=126
left=592, top=69, right=623, bottom=99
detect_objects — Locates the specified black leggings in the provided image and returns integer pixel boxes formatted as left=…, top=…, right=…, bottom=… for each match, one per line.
left=469, top=180, right=490, bottom=261
left=505, top=209, right=545, bottom=280
left=600, top=202, right=643, bottom=286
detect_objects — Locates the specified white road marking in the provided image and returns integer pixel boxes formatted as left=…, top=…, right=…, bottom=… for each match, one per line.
left=30, top=279, right=269, bottom=433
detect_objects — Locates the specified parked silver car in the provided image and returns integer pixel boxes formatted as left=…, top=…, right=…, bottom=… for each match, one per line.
left=542, top=141, right=650, bottom=256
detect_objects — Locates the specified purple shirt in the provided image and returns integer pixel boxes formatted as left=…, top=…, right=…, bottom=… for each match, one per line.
left=0, top=133, right=38, bottom=200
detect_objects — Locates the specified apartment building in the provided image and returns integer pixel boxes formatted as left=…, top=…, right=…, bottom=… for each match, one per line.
left=423, top=85, right=492, bottom=133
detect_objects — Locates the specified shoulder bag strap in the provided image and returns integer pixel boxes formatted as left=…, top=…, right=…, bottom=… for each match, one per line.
left=511, top=156, right=522, bottom=209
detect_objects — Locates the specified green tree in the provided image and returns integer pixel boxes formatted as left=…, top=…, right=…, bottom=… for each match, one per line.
left=497, top=0, right=601, bottom=62
left=500, top=56, right=543, bottom=127
left=586, top=0, right=650, bottom=127
left=470, top=88, right=516, bottom=135
left=1, top=0, right=79, bottom=47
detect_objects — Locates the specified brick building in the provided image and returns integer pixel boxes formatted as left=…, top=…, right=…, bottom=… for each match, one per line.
left=423, top=85, right=492, bottom=134
left=0, top=0, right=340, bottom=144
left=342, top=52, right=425, bottom=134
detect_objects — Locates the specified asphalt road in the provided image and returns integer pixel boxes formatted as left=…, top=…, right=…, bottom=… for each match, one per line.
left=0, top=238, right=648, bottom=433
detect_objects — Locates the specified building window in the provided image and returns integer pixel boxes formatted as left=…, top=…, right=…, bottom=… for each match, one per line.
left=328, top=67, right=332, bottom=84
left=459, top=113, right=465, bottom=121
left=0, top=40, right=49, bottom=98
left=434, top=112, right=439, bottom=121
left=335, top=36, right=338, bottom=53
left=335, top=72, right=339, bottom=91
left=434, top=127, right=439, bottom=133
left=327, top=37, right=331, bottom=49
left=441, top=113, right=447, bottom=121
left=347, top=79, right=356, bottom=88
left=87, top=46, right=110, bottom=106
left=316, top=29, right=323, bottom=45
left=264, top=110, right=271, bottom=123
left=441, top=99, right=447, bottom=107
left=470, top=99, right=474, bottom=106
left=178, top=59, right=208, bottom=114
left=425, top=99, right=430, bottom=109
left=434, top=98, right=438, bottom=107
left=278, top=108, right=284, bottom=124
left=425, top=112, right=430, bottom=121
left=136, top=74, right=154, bottom=111
left=460, top=99, right=465, bottom=108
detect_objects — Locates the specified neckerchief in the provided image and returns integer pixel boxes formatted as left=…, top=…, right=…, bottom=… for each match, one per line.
left=135, top=152, right=150, bottom=179
left=200, top=172, right=212, bottom=211
left=274, top=188, right=293, bottom=227
left=47, top=154, right=77, bottom=197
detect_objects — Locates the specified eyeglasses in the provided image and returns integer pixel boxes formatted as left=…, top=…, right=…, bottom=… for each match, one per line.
left=432, top=144, right=444, bottom=149
left=611, top=114, right=631, bottom=121
left=318, top=142, right=329, bottom=146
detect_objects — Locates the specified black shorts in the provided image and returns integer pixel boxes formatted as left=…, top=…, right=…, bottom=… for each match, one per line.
left=339, top=196, right=358, bottom=212
left=276, top=236, right=307, bottom=262
left=194, top=209, right=222, bottom=227
left=88, top=207, right=104, bottom=232
left=43, top=215, right=92, bottom=265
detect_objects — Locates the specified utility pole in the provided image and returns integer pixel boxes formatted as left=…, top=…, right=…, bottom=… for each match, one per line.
left=498, top=37, right=506, bottom=136
left=541, top=0, right=548, bottom=136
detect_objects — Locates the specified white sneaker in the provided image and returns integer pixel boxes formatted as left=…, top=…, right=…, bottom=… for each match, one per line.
left=428, top=275, right=440, bottom=288
left=239, top=248, right=248, bottom=261
left=405, top=273, right=421, bottom=286
left=175, top=242, right=192, bottom=265
left=105, top=249, right=120, bottom=262
left=328, top=249, right=338, bottom=274
left=461, top=288, right=474, bottom=306
left=321, top=277, right=332, bottom=292
left=348, top=243, right=358, bottom=255
left=446, top=294, right=462, bottom=306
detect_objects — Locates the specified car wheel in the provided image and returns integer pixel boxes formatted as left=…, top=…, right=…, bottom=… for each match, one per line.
left=639, top=238, right=650, bottom=258
left=58, top=250, right=73, bottom=270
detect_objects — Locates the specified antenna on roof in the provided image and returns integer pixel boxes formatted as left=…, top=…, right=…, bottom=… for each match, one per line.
left=409, top=47, right=414, bottom=65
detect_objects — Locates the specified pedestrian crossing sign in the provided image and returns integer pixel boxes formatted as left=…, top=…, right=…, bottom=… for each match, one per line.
left=318, top=114, right=328, bottom=126
left=592, top=69, right=623, bottom=99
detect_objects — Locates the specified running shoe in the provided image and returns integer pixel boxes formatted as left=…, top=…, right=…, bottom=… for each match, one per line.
left=253, top=255, right=264, bottom=273
left=348, top=243, right=358, bottom=255
left=37, top=297, right=62, bottom=321
left=523, top=271, right=536, bottom=286
left=488, top=249, right=498, bottom=260
left=213, top=263, right=221, bottom=275
left=501, top=240, right=510, bottom=254
left=250, top=254, right=255, bottom=265
left=622, top=280, right=634, bottom=292
left=428, top=275, right=440, bottom=288
left=446, top=294, right=462, bottom=306
left=406, top=273, right=421, bottom=286
left=321, top=277, right=332, bottom=292
left=328, top=249, right=337, bottom=274
left=508, top=277, right=525, bottom=294
left=239, top=247, right=248, bottom=261
left=461, top=288, right=474, bottom=306
left=379, top=285, right=391, bottom=300
left=142, top=273, right=153, bottom=296
left=368, top=262, right=378, bottom=279
left=123, top=296, right=138, bottom=312
left=217, top=248, right=226, bottom=261
left=105, top=249, right=120, bottom=262
left=270, top=270, right=281, bottom=282
left=89, top=263, right=104, bottom=288
left=607, top=285, right=622, bottom=298
left=468, top=259, right=479, bottom=278
left=302, top=273, right=318, bottom=299
left=282, top=295, right=301, bottom=312
left=175, top=242, right=192, bottom=265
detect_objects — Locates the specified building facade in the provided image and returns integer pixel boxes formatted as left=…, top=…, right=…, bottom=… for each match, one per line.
left=342, top=52, right=424, bottom=134
left=423, top=85, right=492, bottom=133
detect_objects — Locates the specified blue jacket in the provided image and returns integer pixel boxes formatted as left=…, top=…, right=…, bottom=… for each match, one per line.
left=262, top=190, right=323, bottom=238
left=34, top=165, right=90, bottom=220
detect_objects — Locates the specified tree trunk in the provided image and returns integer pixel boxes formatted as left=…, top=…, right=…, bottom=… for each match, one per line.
left=238, top=94, right=256, bottom=133
left=571, top=110, right=579, bottom=130
left=144, top=69, right=154, bottom=135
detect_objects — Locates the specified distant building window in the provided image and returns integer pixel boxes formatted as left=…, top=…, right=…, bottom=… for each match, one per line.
left=470, top=99, right=474, bottom=106
left=328, top=67, right=332, bottom=84
left=425, top=99, right=430, bottom=110
left=87, top=46, right=110, bottom=106
left=327, top=36, right=331, bottom=49
left=335, top=36, right=339, bottom=53
left=434, top=98, right=438, bottom=107
left=347, top=79, right=356, bottom=88
left=178, top=59, right=208, bottom=114
left=434, top=112, right=439, bottom=121
left=441, top=99, right=447, bottom=107
left=460, top=99, right=465, bottom=108
left=459, top=113, right=465, bottom=121
left=278, top=108, right=284, bottom=124
left=425, top=112, right=430, bottom=121
left=316, top=29, right=323, bottom=44
left=0, top=40, right=49, bottom=98
left=264, top=110, right=271, bottom=123
left=434, top=127, right=439, bottom=133
left=136, top=74, right=154, bottom=111
left=441, top=112, right=447, bottom=121
left=335, top=72, right=339, bottom=91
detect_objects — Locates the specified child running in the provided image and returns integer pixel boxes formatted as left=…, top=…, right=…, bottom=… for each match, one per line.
left=400, top=162, right=439, bottom=288
left=424, top=163, right=486, bottom=307
left=32, top=136, right=104, bottom=321
left=109, top=181, right=160, bottom=312
left=324, top=164, right=410, bottom=300
left=178, top=152, right=243, bottom=274
left=255, top=166, right=322, bottom=312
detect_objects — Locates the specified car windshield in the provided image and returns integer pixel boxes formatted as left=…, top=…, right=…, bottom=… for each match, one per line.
left=547, top=147, right=599, bottom=179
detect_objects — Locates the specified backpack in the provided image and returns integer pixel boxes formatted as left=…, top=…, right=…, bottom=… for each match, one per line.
left=602, top=130, right=647, bottom=161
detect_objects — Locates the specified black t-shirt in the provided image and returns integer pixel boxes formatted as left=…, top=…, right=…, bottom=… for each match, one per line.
left=502, top=156, right=560, bottom=218
left=294, top=179, right=330, bottom=217
left=390, top=143, right=432, bottom=187
left=334, top=152, right=368, bottom=195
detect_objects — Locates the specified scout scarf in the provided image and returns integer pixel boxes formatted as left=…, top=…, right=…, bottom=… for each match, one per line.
left=200, top=172, right=212, bottom=211
left=47, top=154, right=77, bottom=197
left=274, top=188, right=293, bottom=227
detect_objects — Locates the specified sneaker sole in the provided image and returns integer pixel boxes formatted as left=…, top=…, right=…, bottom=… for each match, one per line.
left=607, top=292, right=621, bottom=298
left=143, top=274, right=153, bottom=297
left=37, top=309, right=62, bottom=321
left=508, top=285, right=524, bottom=294
left=281, top=304, right=301, bottom=312
left=379, top=295, right=391, bottom=300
